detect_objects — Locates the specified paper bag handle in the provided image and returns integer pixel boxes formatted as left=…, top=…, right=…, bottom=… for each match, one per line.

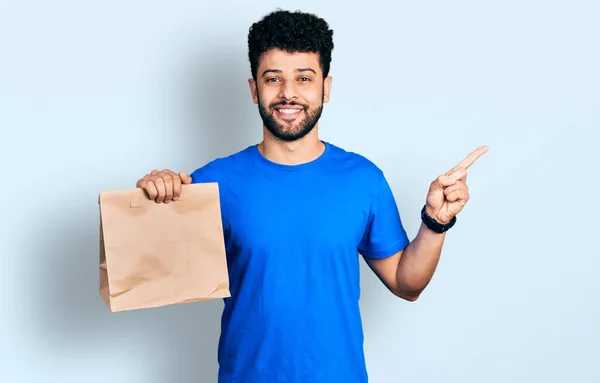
left=130, top=193, right=142, bottom=208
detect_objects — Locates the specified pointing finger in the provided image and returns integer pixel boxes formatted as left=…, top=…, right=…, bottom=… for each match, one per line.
left=452, top=145, right=488, bottom=172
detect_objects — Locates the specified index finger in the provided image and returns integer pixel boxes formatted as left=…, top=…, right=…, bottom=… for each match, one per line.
left=453, top=145, right=488, bottom=170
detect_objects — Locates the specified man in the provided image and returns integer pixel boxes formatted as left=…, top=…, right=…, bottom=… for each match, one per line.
left=136, top=9, right=487, bottom=383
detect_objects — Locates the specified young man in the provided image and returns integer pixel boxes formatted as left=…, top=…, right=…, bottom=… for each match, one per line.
left=136, top=9, right=487, bottom=383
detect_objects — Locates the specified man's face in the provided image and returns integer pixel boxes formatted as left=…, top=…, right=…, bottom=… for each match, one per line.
left=249, top=49, right=332, bottom=142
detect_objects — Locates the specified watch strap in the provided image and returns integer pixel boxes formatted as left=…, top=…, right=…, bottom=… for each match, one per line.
left=420, top=205, right=456, bottom=233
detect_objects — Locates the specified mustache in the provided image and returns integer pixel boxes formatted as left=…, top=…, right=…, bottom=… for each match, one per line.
left=269, top=101, right=307, bottom=109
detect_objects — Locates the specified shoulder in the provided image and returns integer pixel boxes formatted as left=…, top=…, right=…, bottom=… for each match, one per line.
left=190, top=145, right=255, bottom=183
left=325, top=142, right=386, bottom=180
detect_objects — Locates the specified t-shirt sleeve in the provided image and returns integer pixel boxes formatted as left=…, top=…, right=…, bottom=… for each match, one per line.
left=190, top=167, right=206, bottom=184
left=358, top=172, right=410, bottom=259
left=189, top=161, right=230, bottom=236
left=190, top=162, right=217, bottom=184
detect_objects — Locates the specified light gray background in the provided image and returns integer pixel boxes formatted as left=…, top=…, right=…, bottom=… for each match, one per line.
left=1, top=0, right=598, bottom=382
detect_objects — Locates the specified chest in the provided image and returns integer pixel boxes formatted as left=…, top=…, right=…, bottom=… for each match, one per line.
left=220, top=179, right=371, bottom=255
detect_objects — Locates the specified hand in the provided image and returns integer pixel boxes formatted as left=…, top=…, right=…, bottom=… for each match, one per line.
left=425, top=146, right=488, bottom=224
left=136, top=169, right=192, bottom=203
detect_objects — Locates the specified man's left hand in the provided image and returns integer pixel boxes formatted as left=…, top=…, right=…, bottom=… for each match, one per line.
left=425, top=145, right=489, bottom=224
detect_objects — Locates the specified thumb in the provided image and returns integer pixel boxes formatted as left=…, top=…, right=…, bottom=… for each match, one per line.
left=179, top=172, right=193, bottom=184
left=430, top=174, right=457, bottom=192
left=447, top=167, right=468, bottom=182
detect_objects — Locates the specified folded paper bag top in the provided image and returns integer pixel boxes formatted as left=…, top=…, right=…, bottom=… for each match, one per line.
left=98, top=182, right=230, bottom=312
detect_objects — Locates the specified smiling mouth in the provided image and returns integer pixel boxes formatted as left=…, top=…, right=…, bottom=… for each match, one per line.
left=275, top=107, right=303, bottom=120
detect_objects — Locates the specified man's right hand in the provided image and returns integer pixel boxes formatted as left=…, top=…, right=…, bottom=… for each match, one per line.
left=136, top=170, right=192, bottom=203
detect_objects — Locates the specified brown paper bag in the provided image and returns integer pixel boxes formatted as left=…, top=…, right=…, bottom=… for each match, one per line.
left=98, top=182, right=230, bottom=312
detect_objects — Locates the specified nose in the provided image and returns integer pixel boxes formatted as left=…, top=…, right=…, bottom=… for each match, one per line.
left=278, top=80, right=297, bottom=101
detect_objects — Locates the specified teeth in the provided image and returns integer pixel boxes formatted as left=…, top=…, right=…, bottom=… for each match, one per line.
left=279, top=109, right=300, bottom=114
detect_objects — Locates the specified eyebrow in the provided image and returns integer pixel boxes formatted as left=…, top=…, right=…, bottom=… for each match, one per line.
left=261, top=68, right=317, bottom=77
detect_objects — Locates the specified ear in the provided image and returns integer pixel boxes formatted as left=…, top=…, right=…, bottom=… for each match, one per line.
left=323, top=76, right=333, bottom=103
left=248, top=78, right=258, bottom=104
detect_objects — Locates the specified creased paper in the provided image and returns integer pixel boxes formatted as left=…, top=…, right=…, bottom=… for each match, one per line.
left=98, top=183, right=230, bottom=312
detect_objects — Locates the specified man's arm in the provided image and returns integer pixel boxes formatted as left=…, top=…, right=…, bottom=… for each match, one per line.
left=364, top=222, right=445, bottom=301
left=364, top=145, right=488, bottom=301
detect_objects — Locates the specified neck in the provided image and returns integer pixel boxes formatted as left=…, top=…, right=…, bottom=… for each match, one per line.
left=258, top=126, right=325, bottom=165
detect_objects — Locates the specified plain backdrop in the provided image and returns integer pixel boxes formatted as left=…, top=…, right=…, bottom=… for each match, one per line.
left=1, top=0, right=598, bottom=382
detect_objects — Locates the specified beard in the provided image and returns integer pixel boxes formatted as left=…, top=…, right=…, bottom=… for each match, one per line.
left=257, top=91, right=324, bottom=142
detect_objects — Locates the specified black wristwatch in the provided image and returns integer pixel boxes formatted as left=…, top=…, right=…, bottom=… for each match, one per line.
left=420, top=205, right=456, bottom=233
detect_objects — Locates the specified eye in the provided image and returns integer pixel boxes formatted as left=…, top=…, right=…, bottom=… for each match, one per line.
left=299, top=77, right=311, bottom=82
left=266, top=77, right=280, bottom=83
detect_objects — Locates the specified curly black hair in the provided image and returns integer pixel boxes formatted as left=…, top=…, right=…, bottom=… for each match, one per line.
left=247, top=9, right=334, bottom=80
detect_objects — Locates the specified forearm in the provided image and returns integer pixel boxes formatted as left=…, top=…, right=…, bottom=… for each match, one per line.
left=395, top=222, right=446, bottom=298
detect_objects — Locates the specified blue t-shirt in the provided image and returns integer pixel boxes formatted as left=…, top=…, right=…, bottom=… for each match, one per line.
left=190, top=141, right=409, bottom=382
